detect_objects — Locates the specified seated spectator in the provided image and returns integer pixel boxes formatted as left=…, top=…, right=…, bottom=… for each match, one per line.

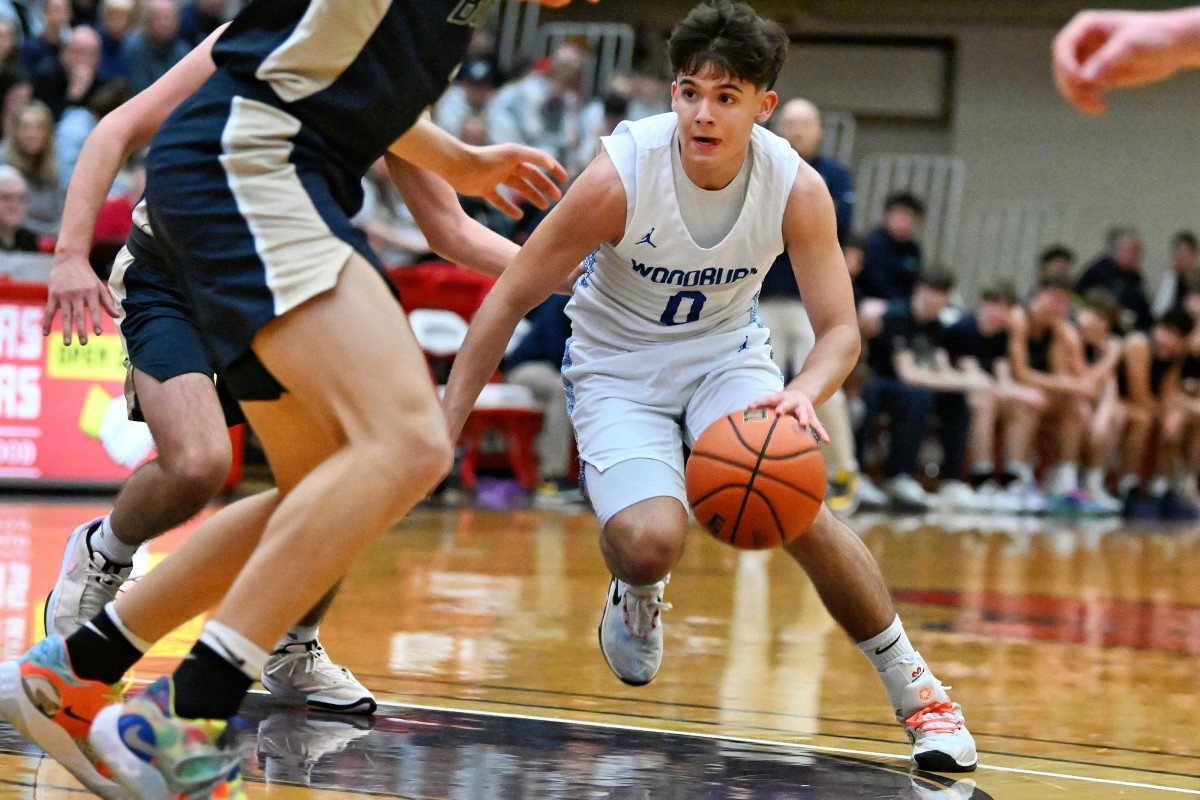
left=1076, top=226, right=1152, bottom=332
left=0, top=18, right=25, bottom=86
left=1152, top=230, right=1198, bottom=317
left=504, top=294, right=579, bottom=503
left=122, top=0, right=188, bottom=93
left=0, top=163, right=38, bottom=250
left=1117, top=309, right=1196, bottom=519
left=55, top=76, right=127, bottom=188
left=490, top=44, right=584, bottom=161
left=571, top=91, right=626, bottom=178
left=32, top=24, right=106, bottom=120
left=1037, top=244, right=1076, bottom=284
left=856, top=268, right=977, bottom=512
left=434, top=56, right=501, bottom=142
left=945, top=282, right=1046, bottom=513
left=70, top=0, right=97, bottom=27
left=0, top=99, right=62, bottom=234
left=1008, top=276, right=1094, bottom=509
left=20, top=0, right=70, bottom=75
left=96, top=0, right=133, bottom=83
left=857, top=191, right=924, bottom=302
left=177, top=0, right=225, bottom=48
left=352, top=156, right=431, bottom=267
left=0, top=72, right=29, bottom=137
left=1074, top=288, right=1127, bottom=513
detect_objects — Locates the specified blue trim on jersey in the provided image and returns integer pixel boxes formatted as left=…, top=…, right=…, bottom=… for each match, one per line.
left=560, top=335, right=586, bottom=492
left=577, top=250, right=597, bottom=289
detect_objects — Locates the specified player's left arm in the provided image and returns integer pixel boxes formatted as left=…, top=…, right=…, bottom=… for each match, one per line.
left=749, top=165, right=860, bottom=441
left=388, top=114, right=568, bottom=219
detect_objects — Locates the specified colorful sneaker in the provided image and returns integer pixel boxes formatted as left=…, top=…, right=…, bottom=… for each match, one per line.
left=0, top=636, right=124, bottom=799
left=45, top=518, right=134, bottom=639
left=598, top=576, right=671, bottom=686
left=89, top=676, right=246, bottom=800
left=261, top=641, right=377, bottom=715
left=899, top=671, right=978, bottom=772
left=826, top=471, right=862, bottom=517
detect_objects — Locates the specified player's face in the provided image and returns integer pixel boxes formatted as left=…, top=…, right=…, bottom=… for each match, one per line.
left=671, top=68, right=776, bottom=175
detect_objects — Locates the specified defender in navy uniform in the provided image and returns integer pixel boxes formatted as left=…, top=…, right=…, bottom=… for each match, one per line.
left=0, top=2, right=594, bottom=799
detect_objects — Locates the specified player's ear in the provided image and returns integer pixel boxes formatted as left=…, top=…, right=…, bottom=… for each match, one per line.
left=756, top=90, right=778, bottom=124
left=670, top=80, right=679, bottom=110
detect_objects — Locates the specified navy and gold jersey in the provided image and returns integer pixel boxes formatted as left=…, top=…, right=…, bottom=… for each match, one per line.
left=210, top=0, right=494, bottom=175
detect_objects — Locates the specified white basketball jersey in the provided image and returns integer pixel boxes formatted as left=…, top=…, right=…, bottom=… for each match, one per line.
left=566, top=112, right=800, bottom=349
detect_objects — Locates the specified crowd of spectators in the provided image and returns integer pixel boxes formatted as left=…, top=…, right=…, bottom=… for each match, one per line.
left=0, top=0, right=219, bottom=240
left=3, top=4, right=1198, bottom=518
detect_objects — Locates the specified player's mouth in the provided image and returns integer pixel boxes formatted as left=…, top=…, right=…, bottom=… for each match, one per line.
left=690, top=135, right=720, bottom=152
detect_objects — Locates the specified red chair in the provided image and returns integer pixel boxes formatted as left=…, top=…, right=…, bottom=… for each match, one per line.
left=394, top=264, right=543, bottom=491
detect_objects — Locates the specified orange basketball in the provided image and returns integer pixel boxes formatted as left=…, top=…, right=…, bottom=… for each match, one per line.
left=685, top=409, right=826, bottom=550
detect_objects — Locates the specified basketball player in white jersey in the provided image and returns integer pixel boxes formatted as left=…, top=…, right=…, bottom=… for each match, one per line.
left=444, top=0, right=977, bottom=772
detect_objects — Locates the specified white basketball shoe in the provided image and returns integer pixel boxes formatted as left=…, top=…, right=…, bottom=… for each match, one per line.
left=44, top=519, right=134, bottom=638
left=261, top=641, right=377, bottom=715
left=598, top=577, right=671, bottom=686
left=897, top=668, right=978, bottom=772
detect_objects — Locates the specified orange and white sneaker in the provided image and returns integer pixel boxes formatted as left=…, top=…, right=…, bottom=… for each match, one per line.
left=0, top=635, right=125, bottom=799
left=899, top=670, right=978, bottom=772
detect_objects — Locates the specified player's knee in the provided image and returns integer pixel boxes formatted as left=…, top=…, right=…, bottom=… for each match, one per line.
left=162, top=438, right=233, bottom=508
left=604, top=514, right=686, bottom=584
left=373, top=419, right=454, bottom=495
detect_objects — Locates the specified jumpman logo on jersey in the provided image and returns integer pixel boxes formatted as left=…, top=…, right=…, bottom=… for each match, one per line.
left=636, top=228, right=658, bottom=248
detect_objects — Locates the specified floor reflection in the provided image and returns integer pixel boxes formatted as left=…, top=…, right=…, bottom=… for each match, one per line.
left=238, top=696, right=989, bottom=799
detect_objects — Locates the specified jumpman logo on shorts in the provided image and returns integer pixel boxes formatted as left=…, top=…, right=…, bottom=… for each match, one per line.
left=636, top=228, right=658, bottom=248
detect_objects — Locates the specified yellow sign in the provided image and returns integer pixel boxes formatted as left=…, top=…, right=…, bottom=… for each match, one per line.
left=45, top=337, right=126, bottom=380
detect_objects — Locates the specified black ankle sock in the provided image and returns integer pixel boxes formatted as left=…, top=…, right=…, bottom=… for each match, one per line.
left=65, top=609, right=143, bottom=684
left=998, top=471, right=1019, bottom=487
left=968, top=469, right=994, bottom=488
left=173, top=641, right=253, bottom=720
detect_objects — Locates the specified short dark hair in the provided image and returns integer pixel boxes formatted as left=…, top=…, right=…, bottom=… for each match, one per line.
left=1172, top=230, right=1198, bottom=251
left=668, top=1, right=789, bottom=91
left=1158, top=307, right=1196, bottom=337
left=1037, top=274, right=1075, bottom=294
left=1081, top=287, right=1122, bottom=328
left=916, top=266, right=955, bottom=293
left=884, top=191, right=925, bottom=217
left=979, top=281, right=1017, bottom=305
left=1039, top=244, right=1075, bottom=265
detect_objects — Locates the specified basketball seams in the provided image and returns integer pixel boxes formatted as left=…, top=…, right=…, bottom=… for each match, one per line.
left=728, top=413, right=778, bottom=548
left=687, top=411, right=826, bottom=550
left=687, top=451, right=825, bottom=503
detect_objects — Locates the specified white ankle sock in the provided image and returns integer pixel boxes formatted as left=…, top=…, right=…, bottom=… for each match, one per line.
left=857, top=615, right=916, bottom=671
left=199, top=621, right=268, bottom=681
left=275, top=623, right=321, bottom=651
left=89, top=516, right=139, bottom=566
left=105, top=602, right=153, bottom=653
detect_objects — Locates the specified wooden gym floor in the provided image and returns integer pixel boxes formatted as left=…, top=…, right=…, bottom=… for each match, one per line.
left=0, top=497, right=1196, bottom=798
